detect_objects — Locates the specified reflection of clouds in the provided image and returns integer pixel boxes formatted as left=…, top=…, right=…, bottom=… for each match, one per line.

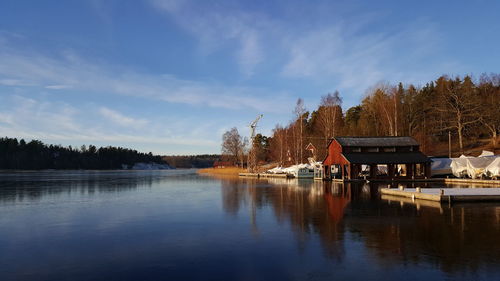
left=0, top=170, right=197, bottom=203
left=0, top=169, right=211, bottom=247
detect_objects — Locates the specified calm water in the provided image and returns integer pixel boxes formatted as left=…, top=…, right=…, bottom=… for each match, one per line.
left=0, top=170, right=499, bottom=281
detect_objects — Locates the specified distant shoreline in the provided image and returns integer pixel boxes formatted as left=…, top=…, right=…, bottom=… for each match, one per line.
left=197, top=167, right=244, bottom=176
left=0, top=168, right=178, bottom=172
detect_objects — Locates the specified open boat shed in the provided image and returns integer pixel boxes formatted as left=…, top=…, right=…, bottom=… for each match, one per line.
left=322, top=137, right=431, bottom=180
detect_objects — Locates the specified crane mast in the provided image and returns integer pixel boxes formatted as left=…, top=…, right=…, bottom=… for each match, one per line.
left=247, top=114, right=263, bottom=172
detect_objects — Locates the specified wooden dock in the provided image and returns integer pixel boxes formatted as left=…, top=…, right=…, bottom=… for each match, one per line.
left=380, top=187, right=500, bottom=203
left=327, top=177, right=500, bottom=185
left=381, top=194, right=444, bottom=209
left=442, top=178, right=500, bottom=186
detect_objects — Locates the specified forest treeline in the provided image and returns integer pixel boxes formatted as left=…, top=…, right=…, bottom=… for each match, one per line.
left=222, top=73, right=500, bottom=166
left=162, top=155, right=220, bottom=168
left=0, top=137, right=168, bottom=169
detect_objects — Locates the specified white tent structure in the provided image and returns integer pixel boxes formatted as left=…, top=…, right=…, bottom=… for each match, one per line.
left=267, top=163, right=316, bottom=178
left=478, top=150, right=494, bottom=157
left=485, top=157, right=500, bottom=179
left=431, top=158, right=453, bottom=176
left=450, top=155, right=473, bottom=178
left=466, top=156, right=496, bottom=179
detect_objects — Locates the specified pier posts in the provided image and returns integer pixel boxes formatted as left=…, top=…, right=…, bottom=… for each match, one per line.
left=407, top=164, right=414, bottom=179
left=388, top=164, right=395, bottom=179
left=370, top=164, right=377, bottom=178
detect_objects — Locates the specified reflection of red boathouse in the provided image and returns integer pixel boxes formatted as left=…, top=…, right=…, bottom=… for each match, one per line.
left=323, top=137, right=431, bottom=181
left=324, top=187, right=351, bottom=223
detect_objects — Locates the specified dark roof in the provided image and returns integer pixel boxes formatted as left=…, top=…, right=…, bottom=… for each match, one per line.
left=342, top=152, right=430, bottom=164
left=334, top=137, right=419, bottom=147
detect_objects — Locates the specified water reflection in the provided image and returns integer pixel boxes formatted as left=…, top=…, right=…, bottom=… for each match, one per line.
left=0, top=170, right=198, bottom=203
left=221, top=179, right=352, bottom=260
left=1, top=171, right=499, bottom=280
left=220, top=177, right=500, bottom=275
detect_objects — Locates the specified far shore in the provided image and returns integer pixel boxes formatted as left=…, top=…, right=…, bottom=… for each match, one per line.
left=197, top=167, right=245, bottom=176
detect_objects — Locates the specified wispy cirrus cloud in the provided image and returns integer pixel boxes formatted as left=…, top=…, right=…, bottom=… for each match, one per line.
left=99, top=107, right=149, bottom=129
left=0, top=78, right=33, bottom=86
left=281, top=19, right=461, bottom=98
left=0, top=43, right=292, bottom=113
left=0, top=95, right=82, bottom=136
left=0, top=30, right=291, bottom=153
left=0, top=94, right=218, bottom=153
left=45, top=84, right=73, bottom=90
left=150, top=0, right=267, bottom=77
left=150, top=1, right=459, bottom=103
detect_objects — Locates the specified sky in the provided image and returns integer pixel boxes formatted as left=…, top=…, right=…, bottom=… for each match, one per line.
left=0, top=0, right=499, bottom=155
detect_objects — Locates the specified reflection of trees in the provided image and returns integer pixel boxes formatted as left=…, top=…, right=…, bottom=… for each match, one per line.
left=220, top=178, right=248, bottom=215
left=0, top=170, right=179, bottom=203
left=220, top=179, right=353, bottom=260
left=348, top=198, right=500, bottom=274
left=220, top=178, right=500, bottom=274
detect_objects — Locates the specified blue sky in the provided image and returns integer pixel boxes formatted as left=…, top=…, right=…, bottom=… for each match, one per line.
left=0, top=0, right=499, bottom=155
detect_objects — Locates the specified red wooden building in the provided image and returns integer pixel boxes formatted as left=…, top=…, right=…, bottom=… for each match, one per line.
left=322, top=137, right=431, bottom=180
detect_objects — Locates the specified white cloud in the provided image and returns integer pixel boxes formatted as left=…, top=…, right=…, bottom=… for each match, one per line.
left=0, top=112, right=14, bottom=125
left=0, top=94, right=218, bottom=153
left=99, top=107, right=149, bottom=129
left=151, top=0, right=266, bottom=76
left=0, top=79, right=33, bottom=86
left=0, top=46, right=291, bottom=113
left=281, top=19, right=460, bottom=98
left=0, top=31, right=292, bottom=154
left=0, top=95, right=82, bottom=136
left=150, top=1, right=459, bottom=104
left=45, top=84, right=72, bottom=90
left=0, top=4, right=462, bottom=154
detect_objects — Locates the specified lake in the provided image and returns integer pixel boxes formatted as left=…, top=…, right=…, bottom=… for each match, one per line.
left=0, top=170, right=499, bottom=281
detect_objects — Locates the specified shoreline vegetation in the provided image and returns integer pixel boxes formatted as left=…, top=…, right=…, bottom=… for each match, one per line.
left=0, top=137, right=221, bottom=170
left=162, top=155, right=219, bottom=169
left=220, top=74, right=499, bottom=170
left=197, top=167, right=245, bottom=176
left=0, top=137, right=169, bottom=170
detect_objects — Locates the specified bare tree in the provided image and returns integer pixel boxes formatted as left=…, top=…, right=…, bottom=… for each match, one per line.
left=221, top=127, right=245, bottom=167
left=478, top=73, right=500, bottom=148
left=434, top=76, right=481, bottom=153
left=293, top=98, right=306, bottom=164
left=401, top=84, right=421, bottom=136
left=270, top=124, right=285, bottom=165
left=317, top=91, right=343, bottom=146
left=361, top=82, right=405, bottom=137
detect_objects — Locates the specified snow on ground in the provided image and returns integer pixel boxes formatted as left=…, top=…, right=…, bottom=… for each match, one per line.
left=268, top=163, right=320, bottom=175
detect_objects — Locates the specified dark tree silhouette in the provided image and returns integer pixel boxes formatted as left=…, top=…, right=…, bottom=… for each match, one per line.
left=0, top=137, right=168, bottom=170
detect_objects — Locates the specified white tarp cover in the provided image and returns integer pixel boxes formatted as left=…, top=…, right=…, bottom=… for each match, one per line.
left=450, top=155, right=473, bottom=178
left=267, top=166, right=286, bottom=174
left=268, top=163, right=317, bottom=177
left=431, top=158, right=452, bottom=176
left=466, top=157, right=496, bottom=178
left=479, top=150, right=494, bottom=157
left=485, top=157, right=500, bottom=178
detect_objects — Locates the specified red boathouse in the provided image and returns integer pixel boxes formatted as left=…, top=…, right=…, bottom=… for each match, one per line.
left=322, top=137, right=431, bottom=180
